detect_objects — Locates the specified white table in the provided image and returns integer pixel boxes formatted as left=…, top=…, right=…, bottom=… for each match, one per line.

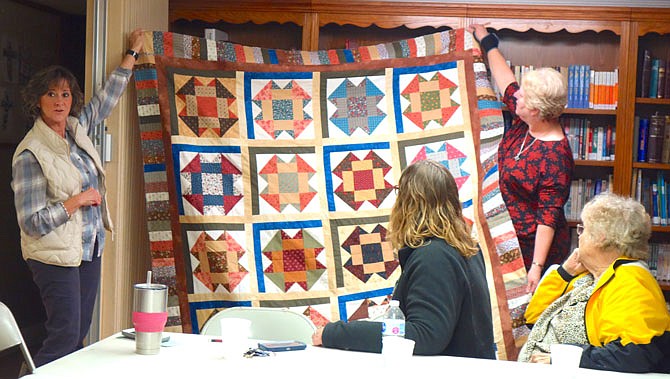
left=28, top=332, right=667, bottom=378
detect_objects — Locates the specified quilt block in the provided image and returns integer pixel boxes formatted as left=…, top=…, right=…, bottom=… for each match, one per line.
left=133, top=29, right=530, bottom=359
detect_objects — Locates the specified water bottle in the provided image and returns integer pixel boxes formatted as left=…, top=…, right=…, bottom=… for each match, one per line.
left=381, top=300, right=405, bottom=338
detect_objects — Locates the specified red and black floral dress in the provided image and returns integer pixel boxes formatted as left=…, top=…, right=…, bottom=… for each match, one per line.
left=499, top=82, right=574, bottom=270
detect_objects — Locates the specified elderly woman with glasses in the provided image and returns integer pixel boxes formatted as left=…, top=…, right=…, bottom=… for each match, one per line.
left=520, top=192, right=670, bottom=373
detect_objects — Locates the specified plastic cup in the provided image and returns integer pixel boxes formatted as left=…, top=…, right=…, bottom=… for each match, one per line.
left=219, top=318, right=252, bottom=359
left=132, top=283, right=168, bottom=355
left=551, top=344, right=583, bottom=378
left=381, top=336, right=415, bottom=363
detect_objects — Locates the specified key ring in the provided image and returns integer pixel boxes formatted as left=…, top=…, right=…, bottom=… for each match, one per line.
left=243, top=348, right=274, bottom=358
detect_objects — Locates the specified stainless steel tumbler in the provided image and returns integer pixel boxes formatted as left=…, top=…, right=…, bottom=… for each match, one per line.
left=132, top=283, right=168, bottom=355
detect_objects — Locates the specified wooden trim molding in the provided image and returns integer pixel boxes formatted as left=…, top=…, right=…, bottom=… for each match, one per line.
left=168, top=1, right=658, bottom=27
left=170, top=0, right=311, bottom=23
left=303, top=12, right=319, bottom=50
left=318, top=14, right=462, bottom=30
left=171, top=9, right=307, bottom=25
left=466, top=17, right=624, bottom=34
left=465, top=4, right=631, bottom=21
left=613, top=21, right=635, bottom=195
left=97, top=0, right=168, bottom=340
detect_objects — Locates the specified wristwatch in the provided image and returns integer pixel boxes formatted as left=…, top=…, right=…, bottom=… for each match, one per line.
left=126, top=49, right=139, bottom=60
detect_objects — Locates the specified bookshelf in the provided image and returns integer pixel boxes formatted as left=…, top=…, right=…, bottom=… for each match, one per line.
left=168, top=1, right=670, bottom=292
left=629, top=13, right=670, bottom=291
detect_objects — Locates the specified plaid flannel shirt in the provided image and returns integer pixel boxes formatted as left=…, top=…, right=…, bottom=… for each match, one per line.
left=12, top=67, right=132, bottom=261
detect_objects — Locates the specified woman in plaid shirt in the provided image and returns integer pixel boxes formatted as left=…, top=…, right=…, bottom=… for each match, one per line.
left=11, top=29, right=143, bottom=367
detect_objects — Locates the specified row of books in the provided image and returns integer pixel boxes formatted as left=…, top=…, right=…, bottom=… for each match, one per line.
left=631, top=169, right=670, bottom=226
left=492, top=64, right=618, bottom=111
left=567, top=231, right=670, bottom=285
left=633, top=113, right=670, bottom=163
left=565, top=176, right=613, bottom=221
left=640, top=49, right=670, bottom=99
left=505, top=65, right=618, bottom=110
left=648, top=243, right=670, bottom=283
left=569, top=66, right=618, bottom=110
left=561, top=117, right=615, bottom=161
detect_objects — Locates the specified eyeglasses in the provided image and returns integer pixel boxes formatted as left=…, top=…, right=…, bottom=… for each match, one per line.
left=576, top=223, right=584, bottom=236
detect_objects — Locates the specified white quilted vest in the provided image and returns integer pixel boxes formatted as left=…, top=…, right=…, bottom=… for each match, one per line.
left=12, top=116, right=112, bottom=266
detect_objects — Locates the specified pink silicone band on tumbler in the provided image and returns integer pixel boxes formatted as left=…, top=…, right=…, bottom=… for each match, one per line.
left=133, top=312, right=168, bottom=333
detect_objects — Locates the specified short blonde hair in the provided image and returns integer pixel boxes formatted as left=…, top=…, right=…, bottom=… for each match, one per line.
left=388, top=159, right=479, bottom=258
left=580, top=193, right=651, bottom=260
left=522, top=67, right=567, bottom=120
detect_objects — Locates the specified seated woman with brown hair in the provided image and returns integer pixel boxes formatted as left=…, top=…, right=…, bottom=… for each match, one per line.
left=311, top=159, right=495, bottom=358
left=521, top=192, right=670, bottom=373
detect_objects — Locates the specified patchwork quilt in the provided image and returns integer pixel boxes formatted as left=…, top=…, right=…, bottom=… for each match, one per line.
left=132, top=29, right=530, bottom=359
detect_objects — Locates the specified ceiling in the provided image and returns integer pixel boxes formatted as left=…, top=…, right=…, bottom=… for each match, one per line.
left=28, top=0, right=86, bottom=15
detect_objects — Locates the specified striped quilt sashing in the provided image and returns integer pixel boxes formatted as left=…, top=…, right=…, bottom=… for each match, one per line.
left=132, top=28, right=530, bottom=360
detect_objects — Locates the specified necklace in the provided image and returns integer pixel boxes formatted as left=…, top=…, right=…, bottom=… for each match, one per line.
left=514, top=131, right=536, bottom=161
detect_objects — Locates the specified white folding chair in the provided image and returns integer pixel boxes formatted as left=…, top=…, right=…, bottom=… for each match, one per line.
left=0, top=301, right=36, bottom=375
left=199, top=306, right=317, bottom=345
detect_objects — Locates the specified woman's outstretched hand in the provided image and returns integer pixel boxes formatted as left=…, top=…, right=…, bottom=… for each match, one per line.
left=466, top=24, right=490, bottom=42
left=128, top=28, right=145, bottom=53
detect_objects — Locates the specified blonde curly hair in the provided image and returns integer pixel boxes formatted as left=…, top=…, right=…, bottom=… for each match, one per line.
left=522, top=67, right=567, bottom=120
left=581, top=193, right=651, bottom=260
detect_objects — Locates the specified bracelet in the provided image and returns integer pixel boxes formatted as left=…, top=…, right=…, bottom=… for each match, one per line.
left=126, top=49, right=139, bottom=60
left=478, top=33, right=499, bottom=54
left=60, top=202, right=71, bottom=219
left=531, top=261, right=544, bottom=268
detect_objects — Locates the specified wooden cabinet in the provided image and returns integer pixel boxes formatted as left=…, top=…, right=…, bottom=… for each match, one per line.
left=168, top=0, right=670, bottom=290
left=629, top=10, right=670, bottom=291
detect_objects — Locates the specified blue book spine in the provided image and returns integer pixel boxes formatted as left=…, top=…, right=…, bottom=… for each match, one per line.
left=568, top=65, right=576, bottom=108
left=577, top=65, right=585, bottom=108
left=638, top=118, right=649, bottom=162
left=660, top=172, right=667, bottom=226
left=650, top=59, right=660, bottom=99
left=582, top=65, right=591, bottom=108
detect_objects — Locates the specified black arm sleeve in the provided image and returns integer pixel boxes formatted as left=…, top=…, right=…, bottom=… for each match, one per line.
left=321, top=320, right=383, bottom=353
left=580, top=334, right=670, bottom=373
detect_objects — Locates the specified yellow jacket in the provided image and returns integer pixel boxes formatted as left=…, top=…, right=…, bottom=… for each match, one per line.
left=525, top=258, right=670, bottom=373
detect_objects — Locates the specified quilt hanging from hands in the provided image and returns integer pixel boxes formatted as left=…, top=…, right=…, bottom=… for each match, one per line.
left=132, top=28, right=530, bottom=359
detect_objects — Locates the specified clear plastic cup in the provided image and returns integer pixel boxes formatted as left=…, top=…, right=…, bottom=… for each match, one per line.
left=219, top=318, right=252, bottom=359
left=551, top=344, right=583, bottom=378
left=382, top=336, right=415, bottom=363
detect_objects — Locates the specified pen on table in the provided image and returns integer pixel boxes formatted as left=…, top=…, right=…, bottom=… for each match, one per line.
left=210, top=338, right=223, bottom=343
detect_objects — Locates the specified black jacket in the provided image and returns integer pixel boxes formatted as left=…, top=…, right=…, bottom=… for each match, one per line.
left=322, top=237, right=496, bottom=358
